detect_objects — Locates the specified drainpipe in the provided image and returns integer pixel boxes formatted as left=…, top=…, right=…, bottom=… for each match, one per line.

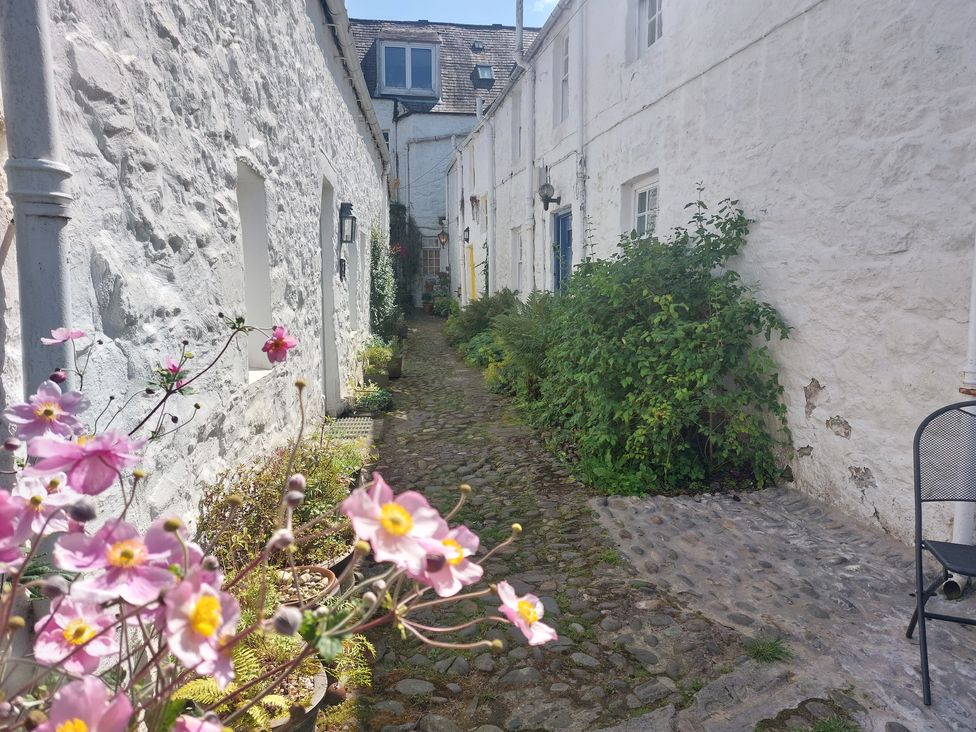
left=514, top=0, right=537, bottom=291
left=486, top=117, right=497, bottom=295
left=575, top=2, right=587, bottom=232
left=944, top=231, right=976, bottom=600
left=0, top=0, right=76, bottom=394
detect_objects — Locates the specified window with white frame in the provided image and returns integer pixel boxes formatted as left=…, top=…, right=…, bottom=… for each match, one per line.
left=635, top=181, right=659, bottom=235
left=558, top=34, right=570, bottom=123
left=510, top=228, right=523, bottom=291
left=379, top=42, right=438, bottom=95
left=422, top=236, right=441, bottom=274
left=511, top=90, right=523, bottom=163
left=637, top=0, right=663, bottom=51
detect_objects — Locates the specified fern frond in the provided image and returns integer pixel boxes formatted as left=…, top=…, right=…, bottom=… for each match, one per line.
left=172, top=678, right=223, bottom=706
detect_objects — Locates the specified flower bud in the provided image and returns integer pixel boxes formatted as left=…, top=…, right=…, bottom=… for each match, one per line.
left=266, top=529, right=294, bottom=551
left=459, top=483, right=472, bottom=494
left=372, top=579, right=387, bottom=592
left=40, top=576, right=70, bottom=599
left=6, top=616, right=25, bottom=631
left=0, top=701, right=15, bottom=720
left=133, top=468, right=147, bottom=480
left=226, top=493, right=244, bottom=508
left=284, top=490, right=305, bottom=508
left=3, top=438, right=20, bottom=452
left=511, top=523, right=523, bottom=535
left=49, top=370, right=68, bottom=384
left=287, top=473, right=307, bottom=492
left=425, top=553, right=446, bottom=573
left=353, top=540, right=371, bottom=555
left=68, top=499, right=97, bottom=523
left=24, top=710, right=47, bottom=730
left=490, top=639, right=504, bottom=651
left=163, top=517, right=183, bottom=533
left=294, top=379, right=307, bottom=391
left=271, top=606, right=302, bottom=636
left=362, top=591, right=377, bottom=606
left=202, top=555, right=221, bottom=572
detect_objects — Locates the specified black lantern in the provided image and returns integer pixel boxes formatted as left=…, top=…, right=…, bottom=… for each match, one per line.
left=538, top=181, right=561, bottom=211
left=338, top=202, right=357, bottom=280
left=463, top=226, right=471, bottom=243
left=437, top=229, right=449, bottom=246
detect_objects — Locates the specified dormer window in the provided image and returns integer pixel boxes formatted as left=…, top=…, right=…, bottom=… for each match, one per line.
left=379, top=41, right=439, bottom=96
left=472, top=64, right=495, bottom=89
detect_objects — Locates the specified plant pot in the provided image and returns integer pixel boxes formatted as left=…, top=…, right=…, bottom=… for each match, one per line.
left=422, top=302, right=434, bottom=314
left=387, top=354, right=403, bottom=379
left=270, top=671, right=330, bottom=732
left=277, top=565, right=338, bottom=607
left=398, top=323, right=408, bottom=340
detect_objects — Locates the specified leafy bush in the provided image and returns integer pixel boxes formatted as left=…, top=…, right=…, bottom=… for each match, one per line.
left=432, top=297, right=453, bottom=318
left=369, top=226, right=401, bottom=341
left=198, top=433, right=367, bottom=570
left=459, top=330, right=505, bottom=369
left=491, top=291, right=557, bottom=401
left=362, top=336, right=393, bottom=375
left=445, top=288, right=519, bottom=345
left=354, top=382, right=394, bottom=412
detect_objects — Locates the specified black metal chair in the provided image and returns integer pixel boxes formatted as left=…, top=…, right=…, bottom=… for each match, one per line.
left=906, top=400, right=976, bottom=705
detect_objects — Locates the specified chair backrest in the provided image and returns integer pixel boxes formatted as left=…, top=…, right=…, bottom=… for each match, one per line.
left=914, top=400, right=976, bottom=503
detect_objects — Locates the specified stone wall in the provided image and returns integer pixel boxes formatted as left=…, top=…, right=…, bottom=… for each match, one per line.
left=449, top=0, right=976, bottom=542
left=1, top=0, right=388, bottom=527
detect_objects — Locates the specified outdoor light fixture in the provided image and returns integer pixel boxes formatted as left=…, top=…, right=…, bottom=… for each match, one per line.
left=463, top=226, right=471, bottom=243
left=437, top=228, right=449, bottom=246
left=538, top=180, right=561, bottom=211
left=338, top=202, right=357, bottom=281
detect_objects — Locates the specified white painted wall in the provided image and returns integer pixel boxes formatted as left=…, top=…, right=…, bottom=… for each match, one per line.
left=449, top=0, right=976, bottom=543
left=0, top=0, right=388, bottom=527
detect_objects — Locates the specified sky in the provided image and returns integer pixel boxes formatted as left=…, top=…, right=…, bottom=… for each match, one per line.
left=345, top=0, right=557, bottom=28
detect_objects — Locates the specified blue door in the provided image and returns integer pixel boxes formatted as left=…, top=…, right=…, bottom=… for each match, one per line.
left=553, top=211, right=573, bottom=291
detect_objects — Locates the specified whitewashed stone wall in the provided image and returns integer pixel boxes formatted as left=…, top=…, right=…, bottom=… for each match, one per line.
left=449, top=0, right=976, bottom=543
left=1, top=0, right=388, bottom=527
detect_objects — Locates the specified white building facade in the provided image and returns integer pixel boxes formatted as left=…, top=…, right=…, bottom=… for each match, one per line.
left=447, top=0, right=976, bottom=542
left=0, top=0, right=389, bottom=526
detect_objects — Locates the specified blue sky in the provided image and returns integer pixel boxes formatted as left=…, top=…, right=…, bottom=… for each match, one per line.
left=345, top=0, right=557, bottom=27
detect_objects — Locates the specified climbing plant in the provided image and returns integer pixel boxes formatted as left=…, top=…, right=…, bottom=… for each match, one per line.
left=389, top=202, right=422, bottom=308
left=369, top=225, right=400, bottom=341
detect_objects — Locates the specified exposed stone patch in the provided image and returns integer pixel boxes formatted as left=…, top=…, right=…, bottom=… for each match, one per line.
left=826, top=415, right=852, bottom=438
left=848, top=466, right=878, bottom=493
left=797, top=445, right=814, bottom=457
left=804, top=378, right=826, bottom=417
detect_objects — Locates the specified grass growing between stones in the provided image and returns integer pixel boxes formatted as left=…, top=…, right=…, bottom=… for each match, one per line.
left=808, top=719, right=860, bottom=732
left=745, top=637, right=791, bottom=663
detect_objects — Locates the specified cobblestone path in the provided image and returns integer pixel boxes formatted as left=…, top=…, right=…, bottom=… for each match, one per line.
left=357, top=316, right=973, bottom=732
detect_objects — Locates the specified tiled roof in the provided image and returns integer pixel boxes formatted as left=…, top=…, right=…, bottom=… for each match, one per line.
left=349, top=19, right=540, bottom=115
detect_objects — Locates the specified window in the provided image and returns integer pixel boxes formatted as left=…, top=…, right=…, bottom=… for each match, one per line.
left=422, top=236, right=441, bottom=275
left=635, top=182, right=659, bottom=235
left=380, top=42, right=438, bottom=95
left=511, top=90, right=522, bottom=163
left=638, top=0, right=663, bottom=51
left=474, top=65, right=494, bottom=80
left=558, top=34, right=570, bottom=123
left=510, top=228, right=523, bottom=291
left=236, top=160, right=274, bottom=380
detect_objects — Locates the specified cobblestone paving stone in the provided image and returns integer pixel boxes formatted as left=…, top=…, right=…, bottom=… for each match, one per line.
left=353, top=317, right=974, bottom=731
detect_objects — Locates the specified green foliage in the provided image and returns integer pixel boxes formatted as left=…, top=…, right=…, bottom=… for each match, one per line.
left=447, top=193, right=789, bottom=495
left=808, top=719, right=860, bottom=732
left=432, top=297, right=453, bottom=317
left=330, top=635, right=375, bottom=690
left=362, top=336, right=394, bottom=376
left=197, top=434, right=367, bottom=570
left=369, top=226, right=401, bottom=342
left=445, top=289, right=519, bottom=345
left=745, top=637, right=791, bottom=663
left=390, top=203, right=423, bottom=307
left=354, top=382, right=394, bottom=412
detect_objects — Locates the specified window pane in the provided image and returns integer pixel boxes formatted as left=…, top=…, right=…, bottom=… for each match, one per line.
left=636, top=213, right=646, bottom=235
left=385, top=46, right=406, bottom=87
left=637, top=191, right=648, bottom=214
left=657, top=0, right=663, bottom=38
left=411, top=47, right=433, bottom=89
left=647, top=17, right=656, bottom=46
left=647, top=186, right=658, bottom=211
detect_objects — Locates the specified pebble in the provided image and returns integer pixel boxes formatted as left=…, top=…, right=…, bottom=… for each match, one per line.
left=417, top=714, right=460, bottom=732
left=571, top=652, right=600, bottom=668
left=395, top=679, right=435, bottom=696
left=473, top=653, right=496, bottom=672
left=499, top=667, right=542, bottom=686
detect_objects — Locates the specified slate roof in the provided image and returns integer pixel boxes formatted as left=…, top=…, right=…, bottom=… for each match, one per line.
left=348, top=19, right=540, bottom=115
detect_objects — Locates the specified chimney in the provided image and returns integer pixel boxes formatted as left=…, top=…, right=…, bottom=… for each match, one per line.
left=515, top=0, right=524, bottom=55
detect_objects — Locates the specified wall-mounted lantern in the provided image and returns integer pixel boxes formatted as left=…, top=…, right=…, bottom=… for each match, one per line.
left=437, top=228, right=449, bottom=246
left=338, top=202, right=357, bottom=280
left=463, top=226, right=471, bottom=243
left=538, top=180, right=561, bottom=211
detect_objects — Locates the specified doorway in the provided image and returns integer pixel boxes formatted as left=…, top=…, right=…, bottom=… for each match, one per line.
left=553, top=210, right=573, bottom=291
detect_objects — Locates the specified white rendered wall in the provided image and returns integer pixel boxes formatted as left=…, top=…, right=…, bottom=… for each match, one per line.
left=0, top=0, right=388, bottom=528
left=452, top=0, right=976, bottom=542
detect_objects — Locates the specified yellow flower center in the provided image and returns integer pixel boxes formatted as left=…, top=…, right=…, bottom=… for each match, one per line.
left=34, top=402, right=61, bottom=421
left=190, top=595, right=222, bottom=637
left=56, top=720, right=88, bottom=732
left=62, top=619, right=97, bottom=646
left=441, top=538, right=465, bottom=566
left=380, top=503, right=413, bottom=537
left=106, top=539, right=147, bottom=568
left=517, top=599, right=539, bottom=625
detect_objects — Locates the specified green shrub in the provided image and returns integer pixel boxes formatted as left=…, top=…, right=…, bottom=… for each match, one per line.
left=445, top=289, right=519, bottom=345
left=362, top=336, right=393, bottom=375
left=459, top=330, right=504, bottom=369
left=491, top=291, right=557, bottom=402
left=354, top=382, right=394, bottom=412
left=532, top=193, right=789, bottom=494
left=197, top=434, right=367, bottom=571
left=432, top=297, right=453, bottom=318
left=370, top=227, right=401, bottom=342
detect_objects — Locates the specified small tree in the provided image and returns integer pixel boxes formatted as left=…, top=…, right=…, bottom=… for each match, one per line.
left=369, top=225, right=400, bottom=341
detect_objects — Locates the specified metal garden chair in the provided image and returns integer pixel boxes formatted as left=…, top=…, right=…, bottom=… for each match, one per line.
left=906, top=400, right=976, bottom=705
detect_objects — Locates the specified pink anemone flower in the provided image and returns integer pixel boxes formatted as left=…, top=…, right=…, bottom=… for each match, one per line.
left=261, top=325, right=298, bottom=363
left=497, top=580, right=558, bottom=646
left=4, top=380, right=89, bottom=440
left=172, top=716, right=229, bottom=732
left=33, top=598, right=118, bottom=675
left=12, top=472, right=75, bottom=535
left=164, top=569, right=239, bottom=689
left=0, top=489, right=30, bottom=573
left=54, top=519, right=180, bottom=605
left=340, top=473, right=444, bottom=574
left=26, top=431, right=144, bottom=496
left=35, top=675, right=133, bottom=732
left=411, top=524, right=484, bottom=598
left=40, top=327, right=85, bottom=345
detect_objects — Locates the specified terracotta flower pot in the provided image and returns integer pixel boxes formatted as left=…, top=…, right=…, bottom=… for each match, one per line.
left=277, top=565, right=338, bottom=607
left=422, top=302, right=434, bottom=314
left=269, top=671, right=330, bottom=732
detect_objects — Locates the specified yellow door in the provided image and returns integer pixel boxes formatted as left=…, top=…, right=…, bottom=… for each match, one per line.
left=467, top=244, right=477, bottom=301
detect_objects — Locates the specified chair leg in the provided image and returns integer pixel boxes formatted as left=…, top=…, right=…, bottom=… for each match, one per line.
left=907, top=573, right=945, bottom=639
left=918, top=596, right=932, bottom=706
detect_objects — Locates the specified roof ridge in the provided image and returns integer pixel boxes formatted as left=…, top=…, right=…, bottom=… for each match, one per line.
left=348, top=18, right=542, bottom=31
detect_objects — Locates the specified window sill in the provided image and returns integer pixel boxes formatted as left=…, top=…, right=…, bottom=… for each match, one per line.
left=377, top=86, right=439, bottom=99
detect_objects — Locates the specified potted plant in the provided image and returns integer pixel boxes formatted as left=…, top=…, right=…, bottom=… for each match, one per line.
left=387, top=342, right=404, bottom=379
left=421, top=292, right=434, bottom=314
